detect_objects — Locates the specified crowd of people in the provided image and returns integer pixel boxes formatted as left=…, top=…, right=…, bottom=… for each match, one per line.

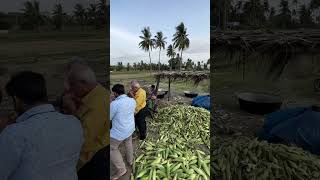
left=110, top=80, right=152, bottom=179
left=0, top=57, right=159, bottom=180
left=0, top=58, right=109, bottom=180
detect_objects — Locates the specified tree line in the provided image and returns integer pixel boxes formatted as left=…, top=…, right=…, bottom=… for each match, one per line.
left=0, top=0, right=108, bottom=31
left=111, top=59, right=210, bottom=72
left=138, top=22, right=191, bottom=73
left=212, top=0, right=320, bottom=30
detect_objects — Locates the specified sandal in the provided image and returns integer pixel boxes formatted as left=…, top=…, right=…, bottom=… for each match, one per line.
left=110, top=168, right=127, bottom=180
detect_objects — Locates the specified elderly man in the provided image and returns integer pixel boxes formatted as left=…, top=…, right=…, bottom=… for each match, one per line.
left=0, top=71, right=83, bottom=180
left=129, top=80, right=148, bottom=140
left=110, top=84, right=136, bottom=180
left=63, top=62, right=109, bottom=180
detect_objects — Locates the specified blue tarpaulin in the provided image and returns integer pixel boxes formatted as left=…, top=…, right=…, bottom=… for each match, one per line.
left=258, top=107, right=320, bottom=155
left=191, top=95, right=210, bottom=111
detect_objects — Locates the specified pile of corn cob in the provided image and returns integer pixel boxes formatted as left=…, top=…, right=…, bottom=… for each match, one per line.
left=132, top=135, right=210, bottom=179
left=212, top=137, right=320, bottom=180
left=131, top=105, right=210, bottom=179
left=153, top=105, right=210, bottom=148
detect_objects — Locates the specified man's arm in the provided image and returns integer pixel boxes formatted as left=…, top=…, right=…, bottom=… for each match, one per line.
left=0, top=128, right=22, bottom=179
left=110, top=101, right=117, bottom=121
left=134, top=91, right=145, bottom=114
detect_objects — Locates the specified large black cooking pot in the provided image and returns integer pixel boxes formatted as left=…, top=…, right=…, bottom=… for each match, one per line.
left=157, top=92, right=166, bottom=99
left=237, top=92, right=282, bottom=115
left=184, top=91, right=198, bottom=98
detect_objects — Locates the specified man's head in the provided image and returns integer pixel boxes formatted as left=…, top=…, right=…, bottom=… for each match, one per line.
left=111, top=84, right=125, bottom=98
left=66, top=57, right=88, bottom=72
left=5, top=71, right=47, bottom=115
left=130, top=80, right=140, bottom=93
left=151, top=85, right=155, bottom=90
left=67, top=63, right=97, bottom=98
left=64, top=57, right=89, bottom=91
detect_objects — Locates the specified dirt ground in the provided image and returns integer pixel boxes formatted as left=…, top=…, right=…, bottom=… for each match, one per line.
left=213, top=71, right=320, bottom=138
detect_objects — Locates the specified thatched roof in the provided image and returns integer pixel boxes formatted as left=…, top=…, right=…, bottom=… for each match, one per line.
left=212, top=30, right=320, bottom=53
left=154, top=71, right=209, bottom=86
left=212, top=29, right=320, bottom=78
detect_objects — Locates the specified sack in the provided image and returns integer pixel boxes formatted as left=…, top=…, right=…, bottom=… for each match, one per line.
left=191, top=95, right=210, bottom=111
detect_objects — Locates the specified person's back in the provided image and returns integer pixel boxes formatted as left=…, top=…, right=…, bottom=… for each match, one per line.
left=0, top=106, right=83, bottom=180
left=0, top=71, right=83, bottom=180
left=111, top=94, right=136, bottom=139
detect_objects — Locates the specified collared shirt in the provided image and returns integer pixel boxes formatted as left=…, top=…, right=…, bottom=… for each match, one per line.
left=76, top=84, right=109, bottom=170
left=134, top=88, right=147, bottom=114
left=0, top=104, right=83, bottom=180
left=110, top=94, right=136, bottom=141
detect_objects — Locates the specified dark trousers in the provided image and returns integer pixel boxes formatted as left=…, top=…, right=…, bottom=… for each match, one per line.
left=78, top=145, right=109, bottom=180
left=135, top=106, right=147, bottom=140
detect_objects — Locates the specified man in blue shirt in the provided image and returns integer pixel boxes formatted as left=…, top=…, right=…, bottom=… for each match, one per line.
left=0, top=71, right=83, bottom=180
left=110, top=84, right=136, bottom=180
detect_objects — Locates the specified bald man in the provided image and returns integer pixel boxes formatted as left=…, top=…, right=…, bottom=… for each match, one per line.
left=63, top=62, right=109, bottom=180
left=129, top=80, right=148, bottom=140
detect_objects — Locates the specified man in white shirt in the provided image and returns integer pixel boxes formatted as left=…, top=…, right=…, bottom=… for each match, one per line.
left=0, top=71, right=83, bottom=180
left=110, top=84, right=136, bottom=180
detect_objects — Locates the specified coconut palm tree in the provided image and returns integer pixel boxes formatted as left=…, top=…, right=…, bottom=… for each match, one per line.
left=52, top=4, right=65, bottom=30
left=22, top=0, right=43, bottom=31
left=74, top=3, right=86, bottom=30
left=167, top=44, right=175, bottom=71
left=310, top=0, right=320, bottom=9
left=173, top=22, right=190, bottom=71
left=87, top=4, right=98, bottom=27
left=154, top=31, right=167, bottom=72
left=139, top=27, right=154, bottom=75
left=97, top=0, right=107, bottom=28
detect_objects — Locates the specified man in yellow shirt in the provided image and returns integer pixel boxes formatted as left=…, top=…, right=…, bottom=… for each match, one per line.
left=63, top=61, right=109, bottom=180
left=129, top=80, right=147, bottom=140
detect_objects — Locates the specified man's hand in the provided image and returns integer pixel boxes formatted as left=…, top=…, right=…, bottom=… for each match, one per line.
left=62, top=94, right=77, bottom=115
left=110, top=95, right=115, bottom=102
left=128, top=90, right=135, bottom=98
left=151, top=95, right=157, bottom=100
left=0, top=116, right=9, bottom=133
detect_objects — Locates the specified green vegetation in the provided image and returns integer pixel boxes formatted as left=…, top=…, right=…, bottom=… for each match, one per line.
left=114, top=22, right=207, bottom=72
left=139, top=27, right=154, bottom=74
left=212, top=0, right=320, bottom=30
left=0, top=31, right=106, bottom=97
left=0, top=0, right=108, bottom=31
left=110, top=71, right=209, bottom=95
left=135, top=22, right=193, bottom=73
left=173, top=22, right=190, bottom=71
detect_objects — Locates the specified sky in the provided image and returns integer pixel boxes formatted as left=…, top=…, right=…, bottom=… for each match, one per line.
left=110, top=0, right=210, bottom=65
left=0, top=0, right=103, bottom=13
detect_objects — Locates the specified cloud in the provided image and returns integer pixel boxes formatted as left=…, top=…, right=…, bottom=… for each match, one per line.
left=111, top=26, right=209, bottom=65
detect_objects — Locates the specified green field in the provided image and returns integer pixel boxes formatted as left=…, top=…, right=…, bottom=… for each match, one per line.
left=0, top=31, right=107, bottom=104
left=111, top=71, right=210, bottom=97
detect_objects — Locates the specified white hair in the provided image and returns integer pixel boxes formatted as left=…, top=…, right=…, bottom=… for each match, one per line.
left=66, top=57, right=88, bottom=71
left=131, top=80, right=140, bottom=88
left=68, top=64, right=97, bottom=85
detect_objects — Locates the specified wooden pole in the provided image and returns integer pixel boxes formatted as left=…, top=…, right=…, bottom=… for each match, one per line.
left=155, top=76, right=160, bottom=95
left=168, top=77, right=171, bottom=101
left=242, top=50, right=246, bottom=80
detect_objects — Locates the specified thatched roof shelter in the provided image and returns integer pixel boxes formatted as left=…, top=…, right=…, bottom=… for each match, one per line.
left=212, top=30, right=320, bottom=78
left=153, top=71, right=210, bottom=101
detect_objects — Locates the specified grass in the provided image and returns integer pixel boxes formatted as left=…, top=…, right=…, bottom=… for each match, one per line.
left=213, top=66, right=320, bottom=112
left=110, top=71, right=210, bottom=95
left=0, top=31, right=106, bottom=101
